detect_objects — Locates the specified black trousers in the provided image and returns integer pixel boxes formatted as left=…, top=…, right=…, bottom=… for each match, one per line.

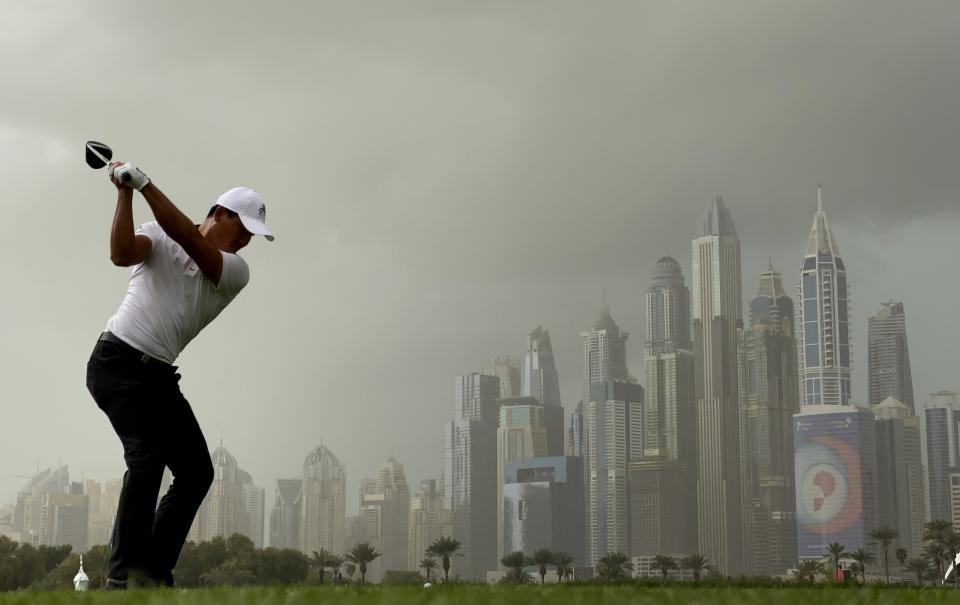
left=86, top=334, right=213, bottom=586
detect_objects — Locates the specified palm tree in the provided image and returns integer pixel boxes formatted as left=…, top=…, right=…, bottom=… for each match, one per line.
left=596, top=551, right=633, bottom=582
left=905, top=557, right=931, bottom=586
left=923, top=541, right=947, bottom=582
left=426, top=537, right=462, bottom=584
left=793, top=559, right=823, bottom=584
left=419, top=556, right=437, bottom=582
left=328, top=554, right=345, bottom=583
left=824, top=542, right=848, bottom=580
left=345, top=542, right=380, bottom=585
left=895, top=547, right=908, bottom=578
left=680, top=553, right=711, bottom=582
left=311, top=548, right=339, bottom=585
left=529, top=548, right=554, bottom=585
left=850, top=548, right=875, bottom=584
left=651, top=555, right=678, bottom=581
left=500, top=551, right=530, bottom=584
left=553, top=551, right=573, bottom=583
left=869, top=526, right=898, bottom=583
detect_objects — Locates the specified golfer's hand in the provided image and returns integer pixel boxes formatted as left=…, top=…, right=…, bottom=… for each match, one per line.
left=109, top=161, right=150, bottom=191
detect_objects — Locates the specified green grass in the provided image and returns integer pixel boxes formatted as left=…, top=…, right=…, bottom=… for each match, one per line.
left=3, top=585, right=960, bottom=605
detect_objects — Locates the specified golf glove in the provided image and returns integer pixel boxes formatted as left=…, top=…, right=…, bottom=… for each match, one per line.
left=110, top=162, right=150, bottom=191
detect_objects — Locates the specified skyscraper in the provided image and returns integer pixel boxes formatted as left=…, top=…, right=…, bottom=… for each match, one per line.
left=924, top=391, right=960, bottom=524
left=583, top=381, right=644, bottom=565
left=873, top=397, right=925, bottom=557
left=444, top=373, right=499, bottom=579
left=493, top=357, right=522, bottom=399
left=868, top=302, right=915, bottom=411
left=581, top=306, right=630, bottom=404
left=797, top=188, right=851, bottom=407
left=496, top=397, right=548, bottom=559
left=523, top=326, right=565, bottom=456
left=635, top=256, right=697, bottom=561
left=794, top=406, right=879, bottom=558
left=646, top=256, right=692, bottom=355
left=189, top=446, right=266, bottom=547
left=358, top=457, right=410, bottom=577
left=737, top=263, right=799, bottom=576
left=269, top=478, right=302, bottom=550
left=300, top=445, right=346, bottom=556
left=408, top=479, right=452, bottom=570
left=692, top=196, right=744, bottom=574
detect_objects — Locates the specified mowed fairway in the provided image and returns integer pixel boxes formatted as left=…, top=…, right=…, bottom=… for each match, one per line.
left=0, top=585, right=956, bottom=605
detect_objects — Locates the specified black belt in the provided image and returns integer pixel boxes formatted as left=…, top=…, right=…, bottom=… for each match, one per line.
left=99, top=331, right=169, bottom=366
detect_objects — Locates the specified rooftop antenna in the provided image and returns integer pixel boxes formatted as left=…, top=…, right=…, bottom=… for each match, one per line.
left=817, top=185, right=823, bottom=212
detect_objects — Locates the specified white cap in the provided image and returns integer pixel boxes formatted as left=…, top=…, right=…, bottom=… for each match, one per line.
left=216, top=187, right=274, bottom=241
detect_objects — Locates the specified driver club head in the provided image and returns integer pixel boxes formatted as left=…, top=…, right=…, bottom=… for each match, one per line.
left=85, top=140, right=113, bottom=169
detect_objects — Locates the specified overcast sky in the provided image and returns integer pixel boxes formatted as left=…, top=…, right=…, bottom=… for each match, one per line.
left=2, top=1, right=959, bottom=512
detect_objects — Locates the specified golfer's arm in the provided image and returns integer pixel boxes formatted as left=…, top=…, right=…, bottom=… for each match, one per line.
left=139, top=182, right=224, bottom=284
left=110, top=188, right=152, bottom=266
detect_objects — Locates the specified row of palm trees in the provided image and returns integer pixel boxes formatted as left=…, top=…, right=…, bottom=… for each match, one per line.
left=792, top=521, right=960, bottom=586
left=310, top=542, right=381, bottom=585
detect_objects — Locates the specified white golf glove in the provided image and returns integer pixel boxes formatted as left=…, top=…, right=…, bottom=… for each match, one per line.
left=109, top=162, right=150, bottom=191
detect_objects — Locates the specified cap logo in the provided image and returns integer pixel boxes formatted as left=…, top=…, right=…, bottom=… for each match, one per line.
left=258, top=204, right=266, bottom=220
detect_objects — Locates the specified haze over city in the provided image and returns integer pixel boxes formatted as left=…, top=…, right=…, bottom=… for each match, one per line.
left=2, top=0, right=960, bottom=581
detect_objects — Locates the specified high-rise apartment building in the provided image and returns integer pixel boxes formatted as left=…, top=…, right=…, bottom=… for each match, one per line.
left=868, top=302, right=915, bottom=411
left=269, top=478, right=302, bottom=550
left=358, top=457, right=410, bottom=577
left=692, top=196, right=744, bottom=574
left=924, top=391, right=960, bottom=524
left=794, top=405, right=879, bottom=558
left=300, top=445, right=346, bottom=556
left=523, top=326, right=565, bottom=456
left=493, top=357, right=521, bottom=399
left=189, top=446, right=266, bottom=547
left=408, top=479, right=452, bottom=570
left=502, top=456, right=585, bottom=563
left=496, top=397, right=548, bottom=559
left=581, top=306, right=630, bottom=404
left=874, top=397, right=925, bottom=557
left=583, top=381, right=644, bottom=565
left=635, top=256, right=698, bottom=560
left=797, top=188, right=851, bottom=407
left=737, top=264, right=799, bottom=575
left=444, top=373, right=499, bottom=579
left=646, top=256, right=692, bottom=355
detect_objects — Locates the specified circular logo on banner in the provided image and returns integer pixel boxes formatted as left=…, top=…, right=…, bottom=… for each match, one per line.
left=795, top=435, right=862, bottom=534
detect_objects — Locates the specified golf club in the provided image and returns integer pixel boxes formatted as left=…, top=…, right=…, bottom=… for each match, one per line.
left=85, top=140, right=134, bottom=184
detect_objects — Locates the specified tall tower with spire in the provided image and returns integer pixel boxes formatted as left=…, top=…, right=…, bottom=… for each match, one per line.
left=797, top=187, right=851, bottom=406
left=692, top=195, right=744, bottom=575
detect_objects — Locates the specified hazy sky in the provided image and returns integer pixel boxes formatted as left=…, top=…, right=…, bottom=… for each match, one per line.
left=2, top=1, right=959, bottom=511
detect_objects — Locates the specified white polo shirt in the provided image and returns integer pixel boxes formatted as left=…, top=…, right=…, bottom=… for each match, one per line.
left=105, top=221, right=249, bottom=363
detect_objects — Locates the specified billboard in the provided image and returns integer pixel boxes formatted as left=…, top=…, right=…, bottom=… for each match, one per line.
left=794, top=410, right=865, bottom=558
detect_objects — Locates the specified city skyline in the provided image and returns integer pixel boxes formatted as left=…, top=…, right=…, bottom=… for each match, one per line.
left=3, top=6, right=960, bottom=569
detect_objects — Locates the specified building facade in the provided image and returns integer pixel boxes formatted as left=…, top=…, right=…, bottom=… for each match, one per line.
left=523, top=326, right=565, bottom=456
left=496, top=397, right=548, bottom=560
left=269, top=478, right=302, bottom=550
left=358, top=457, right=410, bottom=577
left=583, top=381, right=644, bottom=565
left=408, top=479, right=452, bottom=570
left=692, top=196, right=744, bottom=574
left=797, top=188, right=851, bottom=407
left=873, top=397, right=925, bottom=557
left=737, top=264, right=799, bottom=576
left=502, top=456, right=585, bottom=563
left=581, top=306, right=630, bottom=404
left=300, top=445, right=346, bottom=556
left=924, top=391, right=960, bottom=524
left=867, top=302, right=915, bottom=411
left=444, top=373, right=499, bottom=579
left=794, top=405, right=879, bottom=559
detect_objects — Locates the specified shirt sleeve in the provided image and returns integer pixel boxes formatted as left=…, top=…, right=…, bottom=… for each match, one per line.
left=216, top=252, right=250, bottom=295
left=135, top=221, right=162, bottom=242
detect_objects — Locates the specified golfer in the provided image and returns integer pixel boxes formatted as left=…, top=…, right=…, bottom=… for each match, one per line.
left=86, top=161, right=273, bottom=589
